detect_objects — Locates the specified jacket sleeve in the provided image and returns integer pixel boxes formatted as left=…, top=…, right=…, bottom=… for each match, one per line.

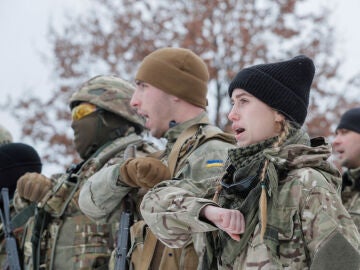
left=298, top=169, right=360, bottom=269
left=79, top=163, right=133, bottom=221
left=141, top=176, right=219, bottom=248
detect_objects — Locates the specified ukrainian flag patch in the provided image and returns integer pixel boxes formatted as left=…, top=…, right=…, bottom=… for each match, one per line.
left=206, top=159, right=224, bottom=168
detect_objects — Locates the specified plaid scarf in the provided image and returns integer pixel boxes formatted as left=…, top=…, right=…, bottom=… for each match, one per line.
left=212, top=126, right=309, bottom=267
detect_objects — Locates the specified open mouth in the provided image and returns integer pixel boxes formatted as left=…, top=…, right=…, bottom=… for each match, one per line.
left=138, top=111, right=149, bottom=121
left=235, top=127, right=245, bottom=135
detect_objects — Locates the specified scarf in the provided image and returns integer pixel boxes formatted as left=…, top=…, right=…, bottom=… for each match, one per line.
left=212, top=126, right=310, bottom=266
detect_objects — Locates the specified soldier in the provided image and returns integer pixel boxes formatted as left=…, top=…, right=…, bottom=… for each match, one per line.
left=333, top=107, right=360, bottom=229
left=141, top=56, right=360, bottom=269
left=13, top=75, right=158, bottom=269
left=79, top=47, right=236, bottom=270
left=0, top=143, right=42, bottom=269
left=0, top=125, right=13, bottom=145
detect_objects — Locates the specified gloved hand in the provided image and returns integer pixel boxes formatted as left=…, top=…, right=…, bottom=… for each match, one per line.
left=120, top=157, right=171, bottom=188
left=16, top=172, right=52, bottom=202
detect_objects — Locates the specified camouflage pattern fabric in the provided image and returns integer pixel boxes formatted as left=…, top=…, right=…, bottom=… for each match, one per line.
left=342, top=167, right=360, bottom=230
left=69, top=75, right=144, bottom=128
left=0, top=125, right=12, bottom=145
left=82, top=112, right=236, bottom=270
left=141, top=138, right=360, bottom=270
left=15, top=133, right=158, bottom=270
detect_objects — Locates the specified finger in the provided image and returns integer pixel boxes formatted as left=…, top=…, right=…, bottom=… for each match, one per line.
left=126, top=159, right=138, bottom=181
left=238, top=212, right=245, bottom=234
left=228, top=233, right=241, bottom=242
left=220, top=210, right=244, bottom=235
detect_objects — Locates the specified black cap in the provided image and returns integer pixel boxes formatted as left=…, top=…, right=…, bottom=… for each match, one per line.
left=336, top=107, right=360, bottom=134
left=228, top=55, right=315, bottom=126
left=0, top=143, right=42, bottom=199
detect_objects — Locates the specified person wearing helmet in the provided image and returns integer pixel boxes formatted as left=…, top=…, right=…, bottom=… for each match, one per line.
left=0, top=125, right=13, bottom=145
left=14, top=75, right=159, bottom=270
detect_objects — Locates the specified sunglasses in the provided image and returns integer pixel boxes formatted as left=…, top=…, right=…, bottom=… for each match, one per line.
left=71, top=103, right=97, bottom=121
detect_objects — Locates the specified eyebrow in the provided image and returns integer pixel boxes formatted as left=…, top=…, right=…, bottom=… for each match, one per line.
left=231, top=92, right=251, bottom=102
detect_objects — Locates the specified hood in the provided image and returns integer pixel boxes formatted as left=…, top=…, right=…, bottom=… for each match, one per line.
left=264, top=136, right=342, bottom=190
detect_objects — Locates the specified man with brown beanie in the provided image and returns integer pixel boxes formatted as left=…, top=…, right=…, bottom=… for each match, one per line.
left=333, top=107, right=360, bottom=230
left=79, top=47, right=236, bottom=270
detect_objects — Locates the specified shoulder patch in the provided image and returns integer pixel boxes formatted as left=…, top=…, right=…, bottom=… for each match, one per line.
left=206, top=159, right=224, bottom=168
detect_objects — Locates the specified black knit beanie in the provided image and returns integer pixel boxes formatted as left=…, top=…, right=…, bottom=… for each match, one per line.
left=336, top=107, right=360, bottom=134
left=0, top=143, right=42, bottom=199
left=228, top=55, right=315, bottom=126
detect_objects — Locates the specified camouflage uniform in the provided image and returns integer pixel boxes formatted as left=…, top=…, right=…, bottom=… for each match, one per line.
left=141, top=134, right=360, bottom=270
left=342, top=167, right=360, bottom=230
left=0, top=125, right=12, bottom=145
left=14, top=75, right=158, bottom=270
left=80, top=111, right=236, bottom=269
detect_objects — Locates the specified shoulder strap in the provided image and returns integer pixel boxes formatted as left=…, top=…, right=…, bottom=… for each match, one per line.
left=168, top=124, right=235, bottom=177
left=138, top=229, right=158, bottom=270
left=168, top=124, right=200, bottom=177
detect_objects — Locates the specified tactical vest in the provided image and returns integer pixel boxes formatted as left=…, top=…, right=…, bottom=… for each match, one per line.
left=20, top=135, right=157, bottom=270
left=129, top=123, right=235, bottom=270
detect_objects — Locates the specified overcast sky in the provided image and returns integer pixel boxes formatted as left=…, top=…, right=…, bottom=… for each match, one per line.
left=0, top=0, right=359, bottom=173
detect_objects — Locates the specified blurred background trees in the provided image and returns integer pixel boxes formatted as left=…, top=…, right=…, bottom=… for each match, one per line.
left=10, top=0, right=360, bottom=169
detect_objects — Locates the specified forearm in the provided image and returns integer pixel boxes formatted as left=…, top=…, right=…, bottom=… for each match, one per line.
left=141, top=178, right=219, bottom=248
left=79, top=164, right=133, bottom=221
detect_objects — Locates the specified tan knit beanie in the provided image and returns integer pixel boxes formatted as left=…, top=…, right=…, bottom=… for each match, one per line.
left=135, top=47, right=209, bottom=108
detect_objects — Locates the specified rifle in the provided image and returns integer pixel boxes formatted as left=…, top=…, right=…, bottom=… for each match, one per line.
left=0, top=188, right=21, bottom=270
left=115, top=144, right=136, bottom=270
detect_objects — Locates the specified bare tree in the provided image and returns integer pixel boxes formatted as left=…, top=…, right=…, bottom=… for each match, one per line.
left=10, top=0, right=360, bottom=169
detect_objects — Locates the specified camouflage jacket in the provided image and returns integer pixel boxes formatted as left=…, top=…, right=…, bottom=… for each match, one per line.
left=342, top=167, right=360, bottom=231
left=141, top=138, right=360, bottom=270
left=16, top=133, right=157, bottom=270
left=83, top=112, right=236, bottom=269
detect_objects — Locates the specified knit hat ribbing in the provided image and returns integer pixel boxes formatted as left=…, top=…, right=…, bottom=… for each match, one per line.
left=0, top=143, right=42, bottom=198
left=135, top=47, right=209, bottom=109
left=228, top=55, right=315, bottom=126
left=336, top=107, right=360, bottom=134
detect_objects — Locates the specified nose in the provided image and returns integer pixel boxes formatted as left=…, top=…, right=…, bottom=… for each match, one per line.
left=332, top=134, right=341, bottom=148
left=130, top=90, right=140, bottom=108
left=228, top=106, right=239, bottom=122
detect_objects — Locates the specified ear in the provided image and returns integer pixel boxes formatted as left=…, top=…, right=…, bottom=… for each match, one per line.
left=274, top=111, right=285, bottom=123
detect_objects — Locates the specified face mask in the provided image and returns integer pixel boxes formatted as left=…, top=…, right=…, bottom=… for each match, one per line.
left=71, top=110, right=131, bottom=159
left=71, top=112, right=100, bottom=159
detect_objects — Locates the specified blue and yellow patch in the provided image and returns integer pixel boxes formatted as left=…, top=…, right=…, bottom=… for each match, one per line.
left=206, top=159, right=224, bottom=168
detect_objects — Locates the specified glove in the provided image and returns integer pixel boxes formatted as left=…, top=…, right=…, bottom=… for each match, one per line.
left=120, top=157, right=171, bottom=188
left=16, top=172, right=52, bottom=202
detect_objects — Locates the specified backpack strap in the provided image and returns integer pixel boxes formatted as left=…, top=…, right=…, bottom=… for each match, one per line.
left=138, top=229, right=158, bottom=270
left=168, top=124, right=235, bottom=177
left=168, top=124, right=200, bottom=177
